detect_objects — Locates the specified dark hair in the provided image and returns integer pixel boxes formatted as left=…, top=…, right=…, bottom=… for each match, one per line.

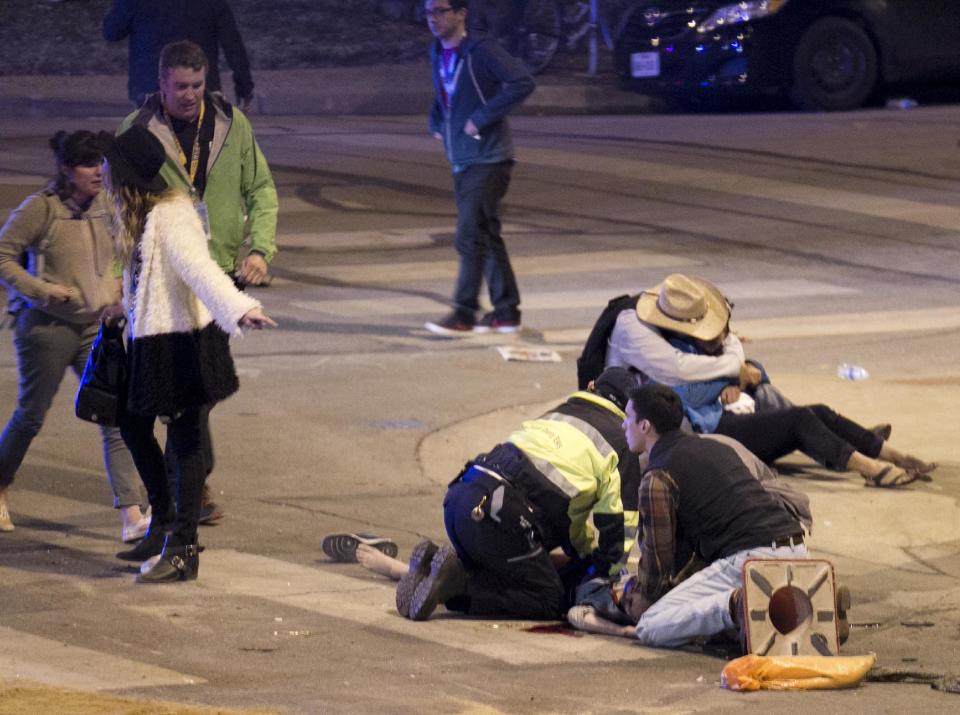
left=49, top=130, right=105, bottom=194
left=159, top=40, right=208, bottom=77
left=627, top=384, right=684, bottom=434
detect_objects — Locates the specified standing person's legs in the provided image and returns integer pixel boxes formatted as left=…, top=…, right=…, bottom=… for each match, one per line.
left=164, top=406, right=207, bottom=547
left=118, top=412, right=172, bottom=526
left=635, top=543, right=807, bottom=647
left=478, top=160, right=521, bottom=322
left=164, top=402, right=220, bottom=523
left=116, top=410, right=174, bottom=561
left=0, top=310, right=78, bottom=489
left=136, top=407, right=206, bottom=583
left=450, top=164, right=490, bottom=325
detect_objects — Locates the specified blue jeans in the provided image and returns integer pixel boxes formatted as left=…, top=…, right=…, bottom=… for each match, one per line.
left=635, top=542, right=808, bottom=647
left=0, top=309, right=144, bottom=508
left=451, top=160, right=521, bottom=323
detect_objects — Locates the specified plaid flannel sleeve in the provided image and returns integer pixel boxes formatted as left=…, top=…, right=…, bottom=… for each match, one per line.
left=635, top=469, right=679, bottom=616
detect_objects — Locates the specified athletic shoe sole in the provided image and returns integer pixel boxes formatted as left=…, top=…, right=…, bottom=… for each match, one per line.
left=424, top=321, right=474, bottom=337
left=472, top=324, right=521, bottom=334
left=396, top=538, right=439, bottom=617
left=408, top=544, right=461, bottom=621
left=321, top=533, right=399, bottom=563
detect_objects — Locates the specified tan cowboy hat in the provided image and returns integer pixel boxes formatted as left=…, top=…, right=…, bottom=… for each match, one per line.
left=636, top=273, right=731, bottom=341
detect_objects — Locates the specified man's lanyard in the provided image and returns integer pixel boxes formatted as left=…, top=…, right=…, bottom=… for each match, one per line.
left=440, top=48, right=461, bottom=108
left=164, top=100, right=206, bottom=187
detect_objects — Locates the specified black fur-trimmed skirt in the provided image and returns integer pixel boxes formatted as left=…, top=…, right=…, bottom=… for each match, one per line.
left=126, top=323, right=239, bottom=417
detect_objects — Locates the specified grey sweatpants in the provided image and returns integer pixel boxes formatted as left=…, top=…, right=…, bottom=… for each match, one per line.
left=0, top=308, right=145, bottom=508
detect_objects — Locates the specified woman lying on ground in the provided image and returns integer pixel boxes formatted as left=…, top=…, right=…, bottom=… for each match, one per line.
left=606, top=273, right=937, bottom=488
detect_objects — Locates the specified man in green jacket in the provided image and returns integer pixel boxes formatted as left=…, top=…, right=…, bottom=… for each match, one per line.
left=118, top=40, right=278, bottom=520
left=118, top=40, right=277, bottom=285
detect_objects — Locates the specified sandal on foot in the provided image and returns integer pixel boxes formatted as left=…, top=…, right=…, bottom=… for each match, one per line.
left=864, top=465, right=919, bottom=489
left=895, top=455, right=938, bottom=476
left=321, top=533, right=398, bottom=562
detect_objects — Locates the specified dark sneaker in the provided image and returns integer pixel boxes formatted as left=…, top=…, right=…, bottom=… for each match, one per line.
left=472, top=312, right=521, bottom=334
left=321, top=532, right=399, bottom=563
left=836, top=584, right=851, bottom=646
left=424, top=312, right=474, bottom=336
left=408, top=545, right=467, bottom=621
left=198, top=484, right=223, bottom=525
left=396, top=538, right=439, bottom=617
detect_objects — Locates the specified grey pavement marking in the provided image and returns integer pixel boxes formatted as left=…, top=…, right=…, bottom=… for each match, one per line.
left=0, top=626, right=205, bottom=691
left=543, top=306, right=960, bottom=345
left=198, top=549, right=662, bottom=666
left=288, top=279, right=853, bottom=318
left=292, top=131, right=960, bottom=230
left=523, top=147, right=960, bottom=231
left=292, top=249, right=694, bottom=284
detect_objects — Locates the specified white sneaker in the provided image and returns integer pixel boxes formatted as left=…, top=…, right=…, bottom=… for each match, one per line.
left=121, top=516, right=151, bottom=543
left=0, top=492, right=14, bottom=532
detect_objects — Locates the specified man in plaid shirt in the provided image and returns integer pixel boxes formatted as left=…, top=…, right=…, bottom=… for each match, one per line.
left=620, top=384, right=808, bottom=648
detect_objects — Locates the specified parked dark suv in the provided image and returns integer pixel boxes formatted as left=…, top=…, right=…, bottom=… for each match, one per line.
left=614, top=1, right=960, bottom=110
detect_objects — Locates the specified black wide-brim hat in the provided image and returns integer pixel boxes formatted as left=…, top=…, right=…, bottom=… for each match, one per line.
left=99, top=125, right=168, bottom=193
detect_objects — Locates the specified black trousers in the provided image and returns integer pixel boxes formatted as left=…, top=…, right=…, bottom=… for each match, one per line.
left=716, top=403, right=883, bottom=470
left=443, top=472, right=568, bottom=620
left=119, top=406, right=207, bottom=544
left=165, top=402, right=214, bottom=485
left=451, top=160, right=521, bottom=323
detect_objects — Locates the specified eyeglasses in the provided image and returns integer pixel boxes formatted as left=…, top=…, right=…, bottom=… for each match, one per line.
left=425, top=7, right=454, bottom=19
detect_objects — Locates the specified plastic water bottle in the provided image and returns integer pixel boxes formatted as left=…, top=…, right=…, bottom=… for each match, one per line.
left=885, top=97, right=917, bottom=110
left=837, top=363, right=869, bottom=381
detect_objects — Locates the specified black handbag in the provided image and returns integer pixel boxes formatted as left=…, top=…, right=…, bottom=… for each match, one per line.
left=75, top=321, right=127, bottom=427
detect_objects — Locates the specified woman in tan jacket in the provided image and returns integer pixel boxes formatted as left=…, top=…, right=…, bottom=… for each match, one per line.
left=0, top=130, right=148, bottom=540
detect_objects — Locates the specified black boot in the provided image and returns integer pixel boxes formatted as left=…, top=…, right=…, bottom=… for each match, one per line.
left=115, top=523, right=167, bottom=561
left=136, top=535, right=199, bottom=583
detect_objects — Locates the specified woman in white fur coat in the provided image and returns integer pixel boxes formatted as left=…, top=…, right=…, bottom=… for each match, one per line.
left=101, top=125, right=275, bottom=583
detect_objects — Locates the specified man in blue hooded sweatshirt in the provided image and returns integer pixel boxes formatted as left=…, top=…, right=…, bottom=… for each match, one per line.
left=423, top=0, right=535, bottom=337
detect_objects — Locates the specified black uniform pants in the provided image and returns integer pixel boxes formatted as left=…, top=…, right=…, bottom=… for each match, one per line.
left=443, top=469, right=567, bottom=620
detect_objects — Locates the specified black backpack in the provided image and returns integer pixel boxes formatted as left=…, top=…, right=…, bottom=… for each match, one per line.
left=576, top=293, right=640, bottom=389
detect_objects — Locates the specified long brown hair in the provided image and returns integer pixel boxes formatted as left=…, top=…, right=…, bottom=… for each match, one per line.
left=103, top=169, right=172, bottom=265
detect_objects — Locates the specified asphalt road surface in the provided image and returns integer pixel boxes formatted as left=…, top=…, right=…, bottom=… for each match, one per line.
left=0, top=107, right=958, bottom=714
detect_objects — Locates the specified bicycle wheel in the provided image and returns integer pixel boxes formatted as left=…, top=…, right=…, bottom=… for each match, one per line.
left=516, top=0, right=562, bottom=74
